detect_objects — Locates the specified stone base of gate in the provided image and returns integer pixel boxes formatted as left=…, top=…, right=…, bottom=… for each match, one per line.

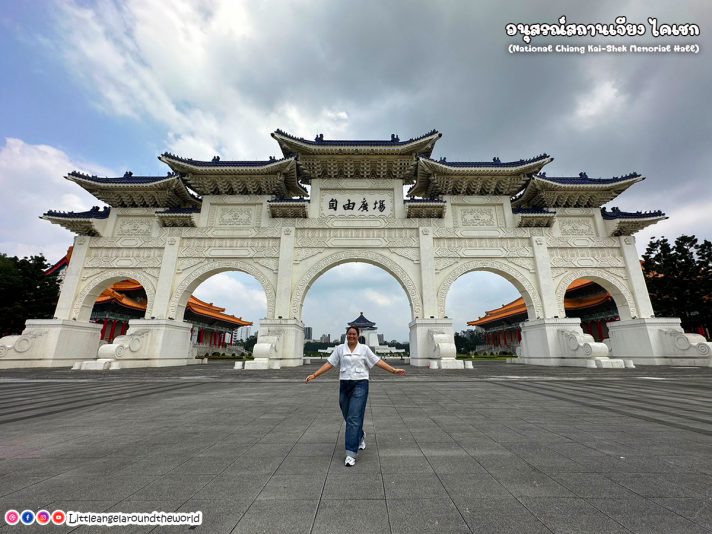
left=408, top=318, right=462, bottom=369
left=85, top=319, right=193, bottom=368
left=0, top=319, right=102, bottom=369
left=607, top=318, right=712, bottom=366
left=248, top=319, right=304, bottom=369
left=517, top=318, right=620, bottom=367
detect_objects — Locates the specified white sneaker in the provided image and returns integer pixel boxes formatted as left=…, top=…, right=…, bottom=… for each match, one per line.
left=344, top=455, right=356, bottom=467
left=359, top=434, right=366, bottom=451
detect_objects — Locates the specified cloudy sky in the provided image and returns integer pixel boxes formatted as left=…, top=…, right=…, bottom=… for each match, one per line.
left=1, top=1, right=709, bottom=341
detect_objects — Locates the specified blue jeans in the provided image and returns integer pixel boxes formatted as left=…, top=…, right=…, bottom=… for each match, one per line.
left=339, top=379, right=369, bottom=457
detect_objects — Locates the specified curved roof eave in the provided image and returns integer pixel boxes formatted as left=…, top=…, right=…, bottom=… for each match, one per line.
left=419, top=155, right=553, bottom=175
left=159, top=153, right=297, bottom=174
left=271, top=129, right=442, bottom=157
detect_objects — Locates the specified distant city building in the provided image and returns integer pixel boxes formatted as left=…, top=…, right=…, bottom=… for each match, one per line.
left=235, top=326, right=252, bottom=341
left=319, top=333, right=331, bottom=343
left=304, top=326, right=313, bottom=341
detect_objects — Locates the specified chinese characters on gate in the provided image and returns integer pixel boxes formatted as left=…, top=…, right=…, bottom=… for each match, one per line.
left=320, top=192, right=393, bottom=217
left=328, top=198, right=386, bottom=213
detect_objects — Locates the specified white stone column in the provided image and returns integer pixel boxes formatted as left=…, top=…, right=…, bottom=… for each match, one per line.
left=408, top=318, right=461, bottom=368
left=619, top=236, right=654, bottom=318
left=516, top=238, right=613, bottom=367
left=607, top=317, right=712, bottom=366
left=601, top=237, right=678, bottom=367
left=0, top=235, right=105, bottom=368
left=530, top=236, right=559, bottom=318
left=246, top=226, right=304, bottom=369
left=408, top=227, right=460, bottom=368
left=91, top=318, right=193, bottom=368
left=149, top=234, right=181, bottom=319
left=248, top=318, right=304, bottom=368
left=0, top=319, right=102, bottom=369
left=418, top=227, right=438, bottom=318
left=53, top=236, right=92, bottom=320
left=519, top=317, right=583, bottom=366
left=274, top=227, right=295, bottom=319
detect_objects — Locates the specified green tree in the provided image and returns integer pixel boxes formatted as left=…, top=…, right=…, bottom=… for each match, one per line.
left=0, top=253, right=60, bottom=336
left=642, top=235, right=712, bottom=333
left=455, top=330, right=483, bottom=354
left=243, top=333, right=258, bottom=353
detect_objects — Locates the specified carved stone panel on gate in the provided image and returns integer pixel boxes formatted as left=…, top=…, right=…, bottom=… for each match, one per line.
left=558, top=217, right=595, bottom=236
left=459, top=207, right=498, bottom=227
left=215, top=207, right=254, bottom=226
left=116, top=219, right=152, bottom=236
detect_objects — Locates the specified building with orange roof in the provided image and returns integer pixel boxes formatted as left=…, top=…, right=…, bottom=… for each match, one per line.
left=468, top=279, right=618, bottom=352
left=46, top=248, right=251, bottom=353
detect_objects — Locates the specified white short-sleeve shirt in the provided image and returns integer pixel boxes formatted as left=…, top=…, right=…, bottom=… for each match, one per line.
left=327, top=343, right=381, bottom=380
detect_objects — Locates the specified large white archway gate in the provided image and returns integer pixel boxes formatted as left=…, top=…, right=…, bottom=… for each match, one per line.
left=3, top=130, right=711, bottom=369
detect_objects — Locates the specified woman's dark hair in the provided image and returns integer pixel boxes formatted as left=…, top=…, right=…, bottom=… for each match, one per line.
left=346, top=326, right=360, bottom=335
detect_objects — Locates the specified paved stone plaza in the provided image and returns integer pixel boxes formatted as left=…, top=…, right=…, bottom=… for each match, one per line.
left=1, top=361, right=711, bottom=533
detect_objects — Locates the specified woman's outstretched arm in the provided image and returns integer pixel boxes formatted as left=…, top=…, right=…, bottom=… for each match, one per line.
left=375, top=359, right=406, bottom=376
left=305, top=362, right=334, bottom=383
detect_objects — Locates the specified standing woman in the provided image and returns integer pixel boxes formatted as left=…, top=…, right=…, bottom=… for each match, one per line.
left=305, top=325, right=406, bottom=466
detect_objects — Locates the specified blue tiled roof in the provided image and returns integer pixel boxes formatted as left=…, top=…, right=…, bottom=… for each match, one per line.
left=43, top=206, right=111, bottom=219
left=427, top=153, right=551, bottom=168
left=348, top=312, right=376, bottom=328
left=404, top=198, right=446, bottom=203
left=68, top=171, right=179, bottom=184
left=601, top=207, right=665, bottom=219
left=156, top=207, right=201, bottom=214
left=273, top=129, right=441, bottom=146
left=512, top=207, right=555, bottom=214
left=536, top=172, right=641, bottom=185
left=160, top=153, right=290, bottom=167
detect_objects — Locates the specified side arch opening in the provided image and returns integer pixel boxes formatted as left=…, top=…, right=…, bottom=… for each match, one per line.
left=446, top=271, right=526, bottom=356
left=186, top=271, right=265, bottom=357
left=556, top=271, right=635, bottom=323
left=75, top=275, right=153, bottom=341
left=560, top=277, right=623, bottom=341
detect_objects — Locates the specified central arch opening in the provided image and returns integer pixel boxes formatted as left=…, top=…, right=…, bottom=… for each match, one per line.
left=302, top=262, right=411, bottom=359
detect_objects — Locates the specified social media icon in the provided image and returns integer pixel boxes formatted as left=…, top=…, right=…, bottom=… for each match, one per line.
left=21, top=510, right=35, bottom=525
left=4, top=509, right=20, bottom=525
left=52, top=510, right=66, bottom=525
left=36, top=510, right=51, bottom=525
